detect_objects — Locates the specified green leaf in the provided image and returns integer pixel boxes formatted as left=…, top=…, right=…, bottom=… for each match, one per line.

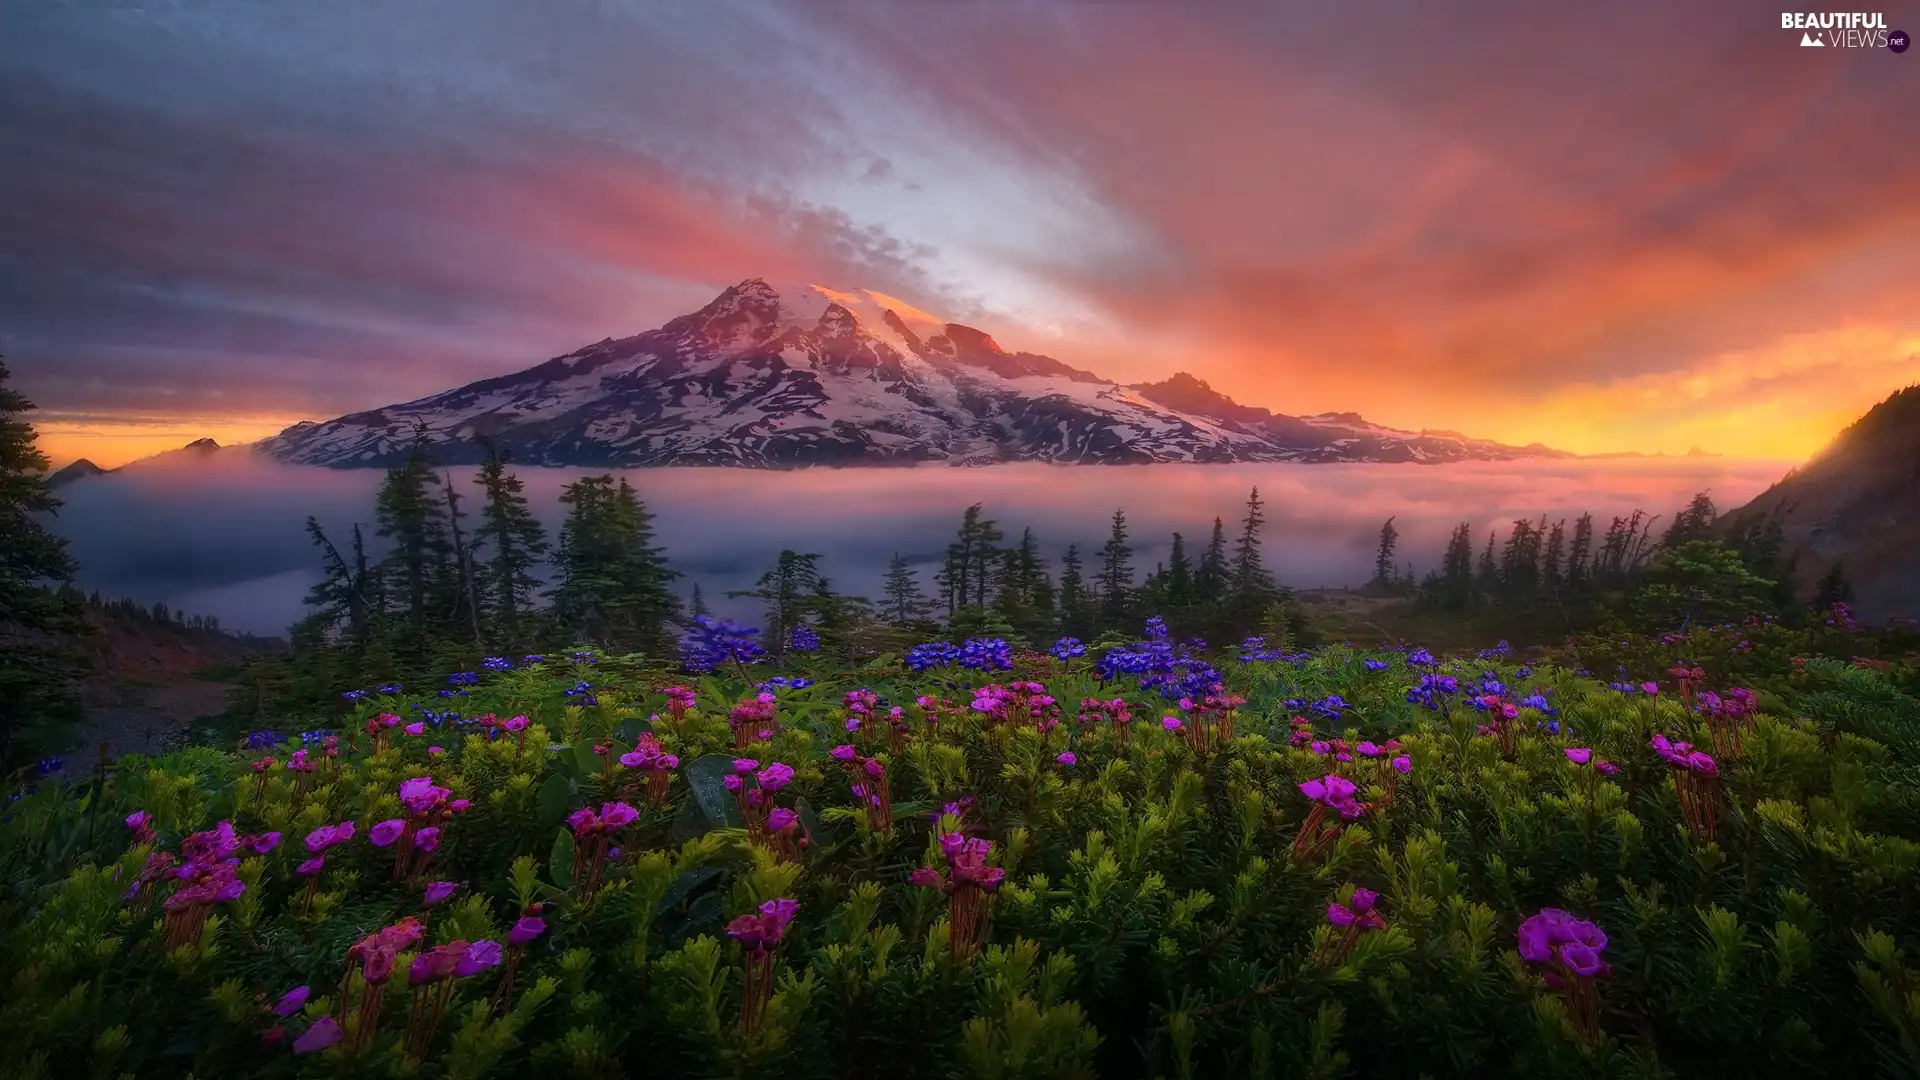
left=793, top=795, right=823, bottom=847
left=684, top=754, right=746, bottom=830
left=615, top=716, right=654, bottom=744
left=549, top=828, right=575, bottom=890
left=574, top=743, right=605, bottom=778
left=536, top=773, right=573, bottom=831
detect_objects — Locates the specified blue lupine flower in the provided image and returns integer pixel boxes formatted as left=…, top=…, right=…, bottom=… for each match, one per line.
left=299, top=729, right=331, bottom=747
left=1050, top=637, right=1087, bottom=661
left=448, top=672, right=479, bottom=686
left=377, top=683, right=404, bottom=695
left=906, top=642, right=962, bottom=672
left=1311, top=695, right=1348, bottom=719
left=1144, top=616, right=1170, bottom=641
left=244, top=731, right=279, bottom=751
left=1406, top=674, right=1461, bottom=711
left=571, top=651, right=598, bottom=664
left=681, top=616, right=767, bottom=672
left=1097, top=625, right=1221, bottom=699
left=789, top=625, right=821, bottom=652
left=1518, top=692, right=1558, bottom=716
left=35, top=756, right=64, bottom=777
left=1407, top=648, right=1437, bottom=667
left=1515, top=665, right=1534, bottom=678
left=790, top=678, right=814, bottom=689
left=960, top=638, right=1014, bottom=672
left=523, top=654, right=545, bottom=665
left=1362, top=658, right=1391, bottom=672
left=482, top=656, right=512, bottom=671
left=341, top=690, right=368, bottom=702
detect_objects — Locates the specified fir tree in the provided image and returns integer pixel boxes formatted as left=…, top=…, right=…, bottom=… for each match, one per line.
left=939, top=505, right=1001, bottom=616
left=302, top=518, right=374, bottom=647
left=1476, top=529, right=1498, bottom=588
left=0, top=359, right=84, bottom=761
left=728, top=550, right=828, bottom=656
left=1566, top=513, right=1595, bottom=585
left=1371, top=517, right=1399, bottom=587
left=1662, top=492, right=1718, bottom=550
left=373, top=441, right=455, bottom=639
left=550, top=475, right=681, bottom=653
left=1229, top=487, right=1277, bottom=604
left=1811, top=561, right=1855, bottom=611
left=690, top=582, right=711, bottom=619
left=1194, top=517, right=1228, bottom=607
left=1164, top=532, right=1194, bottom=611
left=1056, top=543, right=1090, bottom=635
left=472, top=443, right=549, bottom=649
left=1094, top=509, right=1134, bottom=627
left=1541, top=519, right=1567, bottom=587
left=881, top=554, right=934, bottom=626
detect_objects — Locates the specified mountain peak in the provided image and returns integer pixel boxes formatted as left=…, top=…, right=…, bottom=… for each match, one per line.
left=256, top=275, right=1578, bottom=470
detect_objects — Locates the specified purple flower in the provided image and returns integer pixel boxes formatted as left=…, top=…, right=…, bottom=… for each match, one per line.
left=509, top=916, right=546, bottom=946
left=296, top=855, right=325, bottom=876
left=273, top=986, right=310, bottom=1016
left=1564, top=748, right=1592, bottom=766
left=600, top=802, right=639, bottom=829
left=455, top=940, right=503, bottom=977
left=1595, top=761, right=1619, bottom=776
left=1161, top=716, right=1184, bottom=732
left=291, top=1017, right=343, bottom=1055
left=423, top=881, right=459, bottom=906
left=768, top=807, right=799, bottom=832
left=1559, top=941, right=1604, bottom=976
left=252, top=831, right=283, bottom=854
left=1640, top=681, right=1660, bottom=695
left=412, top=827, right=441, bottom=852
left=756, top=763, right=795, bottom=792
left=369, top=819, right=406, bottom=847
left=1391, top=755, right=1411, bottom=774
left=1056, top=752, right=1077, bottom=766
left=830, top=745, right=857, bottom=762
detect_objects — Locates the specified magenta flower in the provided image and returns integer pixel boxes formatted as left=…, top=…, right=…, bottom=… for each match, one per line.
left=291, top=1016, right=343, bottom=1054
left=296, top=856, right=325, bottom=876
left=1595, top=761, right=1619, bottom=776
left=1640, top=681, right=1659, bottom=695
left=1564, top=748, right=1592, bottom=766
left=404, top=722, right=424, bottom=735
left=1391, top=755, right=1411, bottom=774
left=423, top=880, right=458, bottom=906
left=830, top=744, right=856, bottom=762
left=370, top=819, right=406, bottom=847
left=412, top=827, right=441, bottom=852
left=455, top=939, right=503, bottom=977
left=1356, top=741, right=1381, bottom=757
left=1161, top=716, right=1184, bottom=732
left=274, top=985, right=310, bottom=1016
left=252, top=831, right=283, bottom=854
left=503, top=716, right=529, bottom=732
left=732, top=758, right=761, bottom=773
left=1057, top=752, right=1077, bottom=766
left=509, top=916, right=547, bottom=946
left=600, top=801, right=639, bottom=829
left=767, top=807, right=799, bottom=832
left=429, top=746, right=445, bottom=756
left=1559, top=941, right=1604, bottom=976
left=448, top=799, right=470, bottom=814
left=756, top=763, right=795, bottom=792
left=1327, top=886, right=1385, bottom=929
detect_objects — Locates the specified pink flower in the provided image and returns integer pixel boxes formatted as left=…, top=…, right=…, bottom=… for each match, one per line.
left=404, top=722, right=424, bottom=735
left=291, top=1017, right=343, bottom=1055
left=370, top=819, right=406, bottom=847
left=412, top=827, right=441, bottom=852
left=423, top=880, right=458, bottom=906
left=1161, top=716, right=1183, bottom=732
left=1640, top=682, right=1660, bottom=695
left=1595, top=761, right=1619, bottom=776
left=448, top=799, right=470, bottom=813
left=830, top=745, right=857, bottom=762
left=503, top=716, right=529, bottom=732
left=1056, top=752, right=1077, bottom=766
left=509, top=916, right=546, bottom=946
left=274, top=985, right=310, bottom=1016
left=296, top=856, right=325, bottom=876
left=455, top=939, right=503, bottom=977
left=756, top=763, right=795, bottom=792
left=428, top=746, right=445, bottom=756
left=1391, top=755, right=1412, bottom=774
left=768, top=807, right=798, bottom=832
left=1564, top=748, right=1592, bottom=766
left=600, top=802, right=639, bottom=829
left=251, top=831, right=283, bottom=854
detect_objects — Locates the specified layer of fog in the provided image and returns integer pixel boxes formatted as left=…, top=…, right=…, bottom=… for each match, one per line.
left=48, top=455, right=1792, bottom=638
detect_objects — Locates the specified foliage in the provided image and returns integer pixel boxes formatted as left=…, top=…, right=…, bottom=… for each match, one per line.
left=4, top=613, right=1920, bottom=1077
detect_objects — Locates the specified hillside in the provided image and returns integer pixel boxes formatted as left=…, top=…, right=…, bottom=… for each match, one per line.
left=1723, top=384, right=1920, bottom=620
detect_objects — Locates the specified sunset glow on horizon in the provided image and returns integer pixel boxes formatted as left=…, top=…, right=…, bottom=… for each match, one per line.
left=4, top=2, right=1916, bottom=471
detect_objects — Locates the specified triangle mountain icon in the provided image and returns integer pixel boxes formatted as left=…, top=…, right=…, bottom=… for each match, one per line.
left=1801, top=31, right=1824, bottom=45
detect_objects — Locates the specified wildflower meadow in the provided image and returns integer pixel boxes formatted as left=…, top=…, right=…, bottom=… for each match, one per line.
left=4, top=610, right=1920, bottom=1079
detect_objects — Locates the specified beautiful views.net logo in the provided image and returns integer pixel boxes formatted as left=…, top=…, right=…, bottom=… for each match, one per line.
left=1781, top=11, right=1909, bottom=49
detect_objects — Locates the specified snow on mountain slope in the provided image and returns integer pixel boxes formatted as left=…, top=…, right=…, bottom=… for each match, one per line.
left=255, top=279, right=1575, bottom=469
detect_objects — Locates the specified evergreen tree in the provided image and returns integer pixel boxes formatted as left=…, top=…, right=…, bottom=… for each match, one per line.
left=1566, top=513, right=1595, bottom=585
left=690, top=582, right=711, bottom=619
left=1811, top=561, right=1855, bottom=611
left=1056, top=543, right=1090, bottom=636
left=728, top=550, right=828, bottom=656
left=1094, top=509, right=1134, bottom=628
left=1541, top=519, right=1567, bottom=587
left=881, top=554, right=935, bottom=626
left=1476, top=529, right=1498, bottom=588
left=550, top=475, right=680, bottom=653
left=472, top=445, right=548, bottom=649
left=302, top=518, right=374, bottom=647
left=0, top=359, right=85, bottom=761
left=1229, top=487, right=1277, bottom=602
left=373, top=442, right=455, bottom=639
left=1164, top=532, right=1194, bottom=612
left=1440, top=522, right=1475, bottom=592
left=1499, top=518, right=1542, bottom=592
left=939, top=505, right=1002, bottom=616
left=1371, top=517, right=1399, bottom=587
left=1194, top=518, right=1228, bottom=607
left=994, top=528, right=1053, bottom=630
left=1662, top=492, right=1718, bottom=550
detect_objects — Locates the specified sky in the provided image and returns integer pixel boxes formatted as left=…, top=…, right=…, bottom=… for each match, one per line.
left=3, top=0, right=1917, bottom=469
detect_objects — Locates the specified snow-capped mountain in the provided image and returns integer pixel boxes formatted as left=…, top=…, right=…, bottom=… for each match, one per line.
left=256, top=279, right=1574, bottom=469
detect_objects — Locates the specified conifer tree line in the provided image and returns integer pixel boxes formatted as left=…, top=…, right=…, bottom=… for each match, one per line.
left=1371, top=491, right=1852, bottom=630
left=294, top=462, right=1319, bottom=694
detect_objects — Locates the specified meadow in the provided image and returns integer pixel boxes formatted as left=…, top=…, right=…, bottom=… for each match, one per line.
left=3, top=610, right=1918, bottom=1079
